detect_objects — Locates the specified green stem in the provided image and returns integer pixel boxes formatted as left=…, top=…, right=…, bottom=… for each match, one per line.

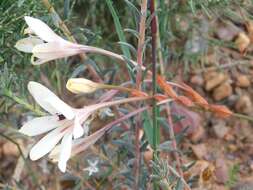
left=3, top=90, right=45, bottom=116
left=233, top=113, right=253, bottom=122
left=150, top=0, right=158, bottom=155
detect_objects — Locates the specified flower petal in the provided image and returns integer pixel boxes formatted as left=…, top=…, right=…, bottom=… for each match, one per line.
left=24, top=27, right=34, bottom=35
left=73, top=117, right=84, bottom=139
left=58, top=131, right=73, bottom=172
left=28, top=81, right=74, bottom=119
left=24, top=16, right=63, bottom=42
left=15, top=37, right=43, bottom=53
left=45, top=96, right=75, bottom=120
left=71, top=127, right=107, bottom=156
left=29, top=126, right=67, bottom=160
left=19, top=115, right=60, bottom=136
left=50, top=128, right=105, bottom=161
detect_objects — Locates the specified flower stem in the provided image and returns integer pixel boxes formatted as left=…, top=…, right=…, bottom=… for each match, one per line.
left=136, top=0, right=147, bottom=90
left=98, top=84, right=137, bottom=93
left=134, top=1, right=148, bottom=189
left=165, top=105, right=184, bottom=177
left=150, top=0, right=158, bottom=156
left=92, top=96, right=151, bottom=111
left=233, top=113, right=253, bottom=122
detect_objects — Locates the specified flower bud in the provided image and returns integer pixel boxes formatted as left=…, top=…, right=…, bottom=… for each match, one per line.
left=66, top=78, right=101, bottom=94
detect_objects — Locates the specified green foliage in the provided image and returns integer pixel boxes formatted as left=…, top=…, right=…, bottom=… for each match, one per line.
left=105, top=0, right=131, bottom=59
left=226, top=164, right=240, bottom=188
left=151, top=156, right=185, bottom=190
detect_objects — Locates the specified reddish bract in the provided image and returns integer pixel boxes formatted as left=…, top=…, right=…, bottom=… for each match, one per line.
left=157, top=75, right=178, bottom=98
left=180, top=83, right=209, bottom=108
left=153, top=94, right=168, bottom=101
left=209, top=104, right=233, bottom=118
left=130, top=89, right=149, bottom=97
left=176, top=96, right=194, bottom=107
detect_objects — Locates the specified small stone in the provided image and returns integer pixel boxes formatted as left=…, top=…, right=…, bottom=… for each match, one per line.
left=143, top=147, right=153, bottom=164
left=235, top=95, right=253, bottom=114
left=205, top=73, right=227, bottom=91
left=191, top=143, right=207, bottom=160
left=250, top=161, right=253, bottom=171
left=235, top=32, right=251, bottom=53
left=224, top=133, right=235, bottom=141
left=190, top=124, right=206, bottom=143
left=213, top=82, right=233, bottom=101
left=232, top=182, right=253, bottom=190
left=204, top=71, right=218, bottom=81
left=213, top=123, right=229, bottom=139
left=216, top=25, right=239, bottom=41
left=228, top=144, right=238, bottom=152
left=215, top=158, right=229, bottom=184
left=236, top=75, right=250, bottom=88
left=2, top=141, right=20, bottom=156
left=191, top=75, right=204, bottom=86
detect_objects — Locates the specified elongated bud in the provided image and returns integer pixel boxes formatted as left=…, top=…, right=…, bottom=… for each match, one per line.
left=180, top=83, right=209, bottom=108
left=130, top=89, right=149, bottom=97
left=154, top=94, right=168, bottom=101
left=209, top=104, right=233, bottom=118
left=66, top=78, right=101, bottom=94
left=176, top=96, right=194, bottom=107
left=157, top=75, right=178, bottom=98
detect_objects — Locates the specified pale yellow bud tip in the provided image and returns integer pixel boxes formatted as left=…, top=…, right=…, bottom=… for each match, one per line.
left=66, top=78, right=100, bottom=94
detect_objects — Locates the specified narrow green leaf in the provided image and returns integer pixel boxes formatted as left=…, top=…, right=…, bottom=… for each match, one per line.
left=105, top=0, right=131, bottom=59
left=175, top=179, right=184, bottom=190
left=143, top=111, right=153, bottom=146
left=143, top=110, right=160, bottom=148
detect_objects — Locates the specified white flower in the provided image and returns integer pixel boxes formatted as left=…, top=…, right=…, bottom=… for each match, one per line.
left=15, top=16, right=83, bottom=65
left=83, top=159, right=99, bottom=176
left=20, top=82, right=148, bottom=172
left=15, top=17, right=141, bottom=69
left=19, top=81, right=86, bottom=172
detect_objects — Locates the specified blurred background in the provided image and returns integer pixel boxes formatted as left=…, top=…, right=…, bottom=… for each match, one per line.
left=1, top=0, right=253, bottom=189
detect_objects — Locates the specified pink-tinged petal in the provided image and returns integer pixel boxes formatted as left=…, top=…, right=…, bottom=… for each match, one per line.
left=19, top=115, right=60, bottom=136
left=29, top=126, right=67, bottom=160
left=48, top=144, right=60, bottom=162
left=28, top=82, right=74, bottom=119
left=58, top=131, right=73, bottom=172
left=32, top=42, right=82, bottom=59
left=15, top=37, right=43, bottom=53
left=49, top=129, right=104, bottom=161
left=24, top=16, right=62, bottom=42
left=71, top=127, right=107, bottom=156
left=73, top=117, right=84, bottom=139
left=45, top=96, right=75, bottom=120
